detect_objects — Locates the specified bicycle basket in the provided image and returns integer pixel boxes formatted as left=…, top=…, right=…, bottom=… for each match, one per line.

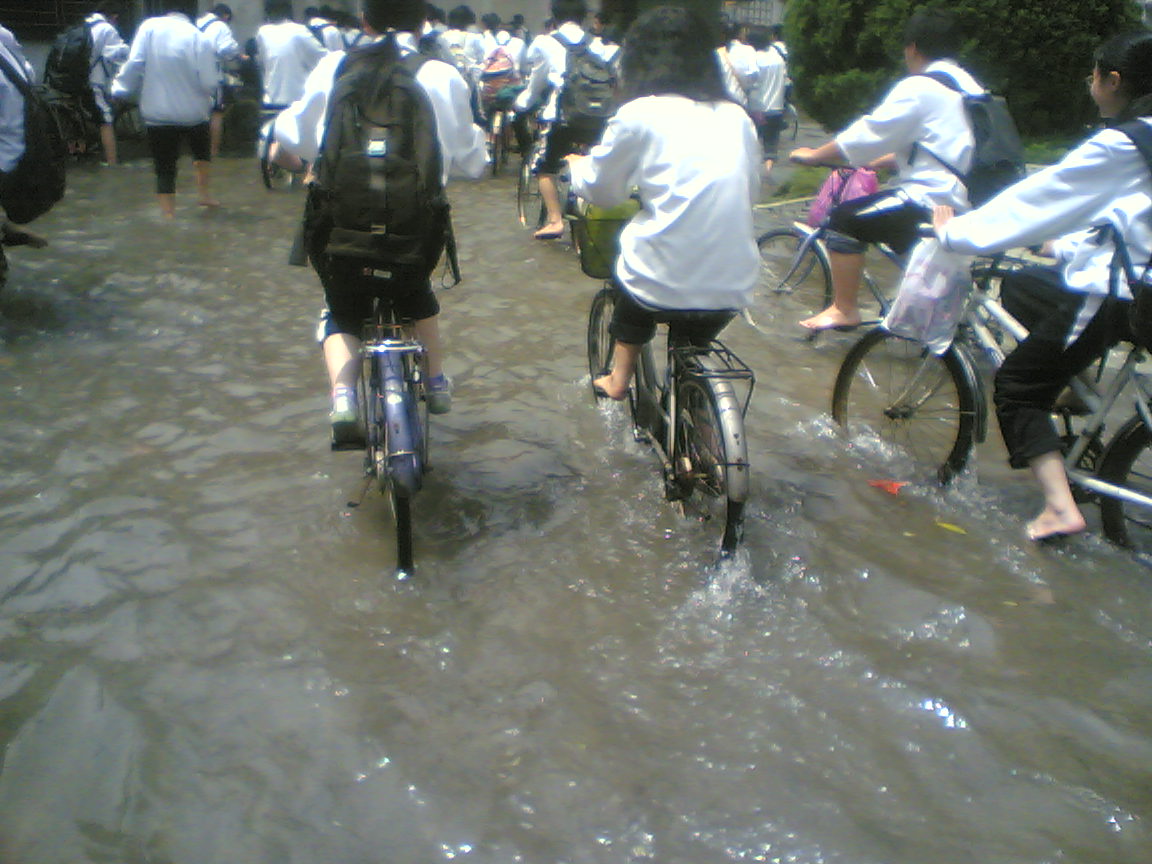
left=574, top=200, right=640, bottom=279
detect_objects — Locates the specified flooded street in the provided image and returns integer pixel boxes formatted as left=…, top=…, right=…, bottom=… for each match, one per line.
left=1, top=152, right=1151, bottom=864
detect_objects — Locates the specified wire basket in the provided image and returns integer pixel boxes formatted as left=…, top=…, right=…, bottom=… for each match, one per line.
left=573, top=200, right=640, bottom=279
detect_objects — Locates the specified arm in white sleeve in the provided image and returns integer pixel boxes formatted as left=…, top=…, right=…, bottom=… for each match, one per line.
left=568, top=113, right=639, bottom=206
left=835, top=78, right=928, bottom=167
left=938, top=134, right=1135, bottom=255
left=272, top=52, right=342, bottom=162
left=110, top=28, right=146, bottom=101
left=513, top=37, right=549, bottom=111
left=423, top=61, right=487, bottom=180
left=95, top=21, right=129, bottom=65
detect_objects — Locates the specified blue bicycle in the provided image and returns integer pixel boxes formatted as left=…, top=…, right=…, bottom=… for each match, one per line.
left=359, top=300, right=429, bottom=580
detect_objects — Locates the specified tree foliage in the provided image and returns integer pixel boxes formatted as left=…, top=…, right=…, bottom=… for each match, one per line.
left=785, top=0, right=1142, bottom=136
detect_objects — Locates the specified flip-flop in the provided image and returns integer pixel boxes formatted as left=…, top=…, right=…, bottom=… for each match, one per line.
left=534, top=230, right=564, bottom=240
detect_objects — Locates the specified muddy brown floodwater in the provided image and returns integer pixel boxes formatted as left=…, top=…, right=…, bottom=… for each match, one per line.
left=0, top=150, right=1150, bottom=864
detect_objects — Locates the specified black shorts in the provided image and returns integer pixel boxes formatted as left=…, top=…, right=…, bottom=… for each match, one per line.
left=146, top=123, right=211, bottom=194
left=609, top=286, right=735, bottom=346
left=824, top=189, right=929, bottom=257
left=538, top=121, right=605, bottom=175
left=315, top=255, right=441, bottom=338
left=753, top=111, right=785, bottom=160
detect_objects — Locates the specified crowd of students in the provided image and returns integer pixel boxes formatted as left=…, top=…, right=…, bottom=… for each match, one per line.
left=3, top=2, right=1152, bottom=548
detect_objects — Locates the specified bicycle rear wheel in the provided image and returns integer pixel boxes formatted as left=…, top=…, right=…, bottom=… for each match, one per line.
left=1097, top=414, right=1152, bottom=553
left=516, top=155, right=543, bottom=227
left=748, top=227, right=833, bottom=329
left=586, top=283, right=616, bottom=388
left=832, top=327, right=980, bottom=484
left=490, top=111, right=507, bottom=177
left=672, top=364, right=750, bottom=558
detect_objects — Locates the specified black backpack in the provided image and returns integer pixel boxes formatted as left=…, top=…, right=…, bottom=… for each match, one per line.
left=0, top=53, right=68, bottom=224
left=303, top=37, right=452, bottom=279
left=43, top=20, right=94, bottom=97
left=917, top=70, right=1026, bottom=207
left=552, top=33, right=617, bottom=131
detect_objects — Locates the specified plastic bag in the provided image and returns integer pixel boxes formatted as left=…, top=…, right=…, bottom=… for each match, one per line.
left=882, top=238, right=973, bottom=354
left=806, top=167, right=879, bottom=227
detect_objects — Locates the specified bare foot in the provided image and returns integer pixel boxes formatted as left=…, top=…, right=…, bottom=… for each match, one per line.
left=799, top=306, right=862, bottom=331
left=1025, top=506, right=1087, bottom=542
left=198, top=199, right=222, bottom=209
left=593, top=373, right=628, bottom=400
left=534, top=222, right=564, bottom=240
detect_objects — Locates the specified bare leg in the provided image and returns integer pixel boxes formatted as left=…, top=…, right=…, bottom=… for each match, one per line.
left=594, top=341, right=641, bottom=400
left=209, top=111, right=224, bottom=159
left=157, top=193, right=176, bottom=219
left=194, top=160, right=220, bottom=207
left=800, top=249, right=864, bottom=330
left=764, top=158, right=775, bottom=175
left=1025, top=450, right=1087, bottom=541
left=100, top=124, right=118, bottom=166
left=410, top=315, right=444, bottom=380
left=323, top=332, right=361, bottom=392
left=535, top=173, right=565, bottom=238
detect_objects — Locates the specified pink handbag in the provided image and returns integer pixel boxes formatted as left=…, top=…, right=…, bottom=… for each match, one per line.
left=806, top=167, right=879, bottom=227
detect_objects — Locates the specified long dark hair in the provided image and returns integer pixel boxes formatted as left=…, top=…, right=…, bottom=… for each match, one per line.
left=1095, top=31, right=1152, bottom=121
left=618, top=6, right=729, bottom=104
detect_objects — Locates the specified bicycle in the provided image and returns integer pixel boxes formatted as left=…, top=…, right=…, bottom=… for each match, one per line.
left=485, top=104, right=515, bottom=177
left=258, top=107, right=306, bottom=190
left=353, top=289, right=431, bottom=580
left=583, top=217, right=755, bottom=558
left=831, top=252, right=1152, bottom=553
left=747, top=166, right=900, bottom=334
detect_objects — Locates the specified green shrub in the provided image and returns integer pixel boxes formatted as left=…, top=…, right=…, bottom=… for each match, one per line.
left=785, top=0, right=1141, bottom=137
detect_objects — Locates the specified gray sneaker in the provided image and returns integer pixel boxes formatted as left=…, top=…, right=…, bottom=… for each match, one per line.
left=425, top=374, right=452, bottom=415
left=329, top=387, right=364, bottom=448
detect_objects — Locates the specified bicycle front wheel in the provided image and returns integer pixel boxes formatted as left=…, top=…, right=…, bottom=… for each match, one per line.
left=516, top=156, right=542, bottom=227
left=672, top=368, right=750, bottom=557
left=749, top=228, right=833, bottom=328
left=1097, top=414, right=1152, bottom=553
left=832, top=327, right=979, bottom=484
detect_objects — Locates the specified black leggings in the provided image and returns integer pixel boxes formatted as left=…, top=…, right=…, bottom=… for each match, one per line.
left=994, top=266, right=1133, bottom=468
left=146, top=123, right=211, bottom=194
left=609, top=287, right=735, bottom=347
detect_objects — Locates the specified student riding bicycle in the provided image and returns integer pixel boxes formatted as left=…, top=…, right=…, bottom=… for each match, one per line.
left=565, top=5, right=760, bottom=400
left=933, top=32, right=1152, bottom=543
left=790, top=9, right=981, bottom=333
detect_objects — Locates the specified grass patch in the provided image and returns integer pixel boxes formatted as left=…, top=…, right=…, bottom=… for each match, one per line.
left=1022, top=133, right=1083, bottom=165
left=769, top=165, right=829, bottom=199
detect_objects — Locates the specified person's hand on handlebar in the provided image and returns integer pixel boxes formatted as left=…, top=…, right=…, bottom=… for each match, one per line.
left=932, top=205, right=955, bottom=234
left=789, top=141, right=849, bottom=167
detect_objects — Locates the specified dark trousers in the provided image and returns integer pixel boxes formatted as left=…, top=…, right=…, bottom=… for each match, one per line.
left=146, top=123, right=211, bottom=194
left=994, top=265, right=1132, bottom=468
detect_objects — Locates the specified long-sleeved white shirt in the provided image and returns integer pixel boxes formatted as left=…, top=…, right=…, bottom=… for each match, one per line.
left=256, top=20, right=327, bottom=107
left=111, top=12, right=217, bottom=126
left=307, top=17, right=345, bottom=53
left=568, top=95, right=761, bottom=311
left=747, top=47, right=786, bottom=114
left=727, top=40, right=757, bottom=93
left=938, top=121, right=1152, bottom=305
left=513, top=22, right=612, bottom=121
left=442, top=28, right=487, bottom=82
left=272, top=32, right=487, bottom=185
left=86, top=13, right=129, bottom=90
left=0, top=26, right=31, bottom=173
left=837, top=59, right=979, bottom=210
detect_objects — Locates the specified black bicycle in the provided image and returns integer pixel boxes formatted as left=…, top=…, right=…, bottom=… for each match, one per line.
left=586, top=282, right=754, bottom=558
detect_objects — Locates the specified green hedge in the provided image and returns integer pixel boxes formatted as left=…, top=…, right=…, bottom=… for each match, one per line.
left=785, top=0, right=1141, bottom=136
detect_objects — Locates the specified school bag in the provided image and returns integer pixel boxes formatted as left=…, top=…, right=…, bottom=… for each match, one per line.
left=301, top=36, right=455, bottom=280
left=916, top=70, right=1026, bottom=207
left=0, top=53, right=68, bottom=224
left=552, top=33, right=617, bottom=131
left=43, top=19, right=94, bottom=97
left=479, top=44, right=519, bottom=103
left=1107, top=120, right=1152, bottom=351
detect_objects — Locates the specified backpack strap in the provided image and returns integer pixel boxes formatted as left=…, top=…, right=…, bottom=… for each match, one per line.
left=0, top=50, right=31, bottom=99
left=908, top=70, right=977, bottom=177
left=1108, top=120, right=1152, bottom=289
left=197, top=15, right=216, bottom=33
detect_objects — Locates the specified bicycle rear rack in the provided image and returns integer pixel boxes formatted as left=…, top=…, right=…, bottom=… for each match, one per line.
left=672, top=341, right=756, bottom=416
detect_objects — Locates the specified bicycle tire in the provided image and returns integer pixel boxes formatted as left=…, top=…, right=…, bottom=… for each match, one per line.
left=831, top=327, right=980, bottom=484
left=379, top=350, right=423, bottom=498
left=586, top=284, right=616, bottom=387
left=490, top=111, right=505, bottom=177
left=1097, top=413, right=1152, bottom=552
left=749, top=227, right=834, bottom=328
left=672, top=365, right=750, bottom=557
left=516, top=155, right=541, bottom=227
left=391, top=490, right=415, bottom=578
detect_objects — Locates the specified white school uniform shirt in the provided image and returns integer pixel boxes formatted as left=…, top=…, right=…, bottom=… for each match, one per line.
left=442, top=28, right=487, bottom=81
left=111, top=13, right=217, bottom=126
left=727, top=40, right=758, bottom=92
left=196, top=13, right=242, bottom=62
left=836, top=58, right=979, bottom=210
left=514, top=22, right=611, bottom=121
left=308, top=17, right=345, bottom=53
left=747, top=46, right=786, bottom=114
left=938, top=120, right=1152, bottom=338
left=86, top=13, right=129, bottom=90
left=256, top=20, right=327, bottom=107
left=568, top=95, right=761, bottom=311
left=0, top=26, right=31, bottom=173
left=272, top=32, right=487, bottom=186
